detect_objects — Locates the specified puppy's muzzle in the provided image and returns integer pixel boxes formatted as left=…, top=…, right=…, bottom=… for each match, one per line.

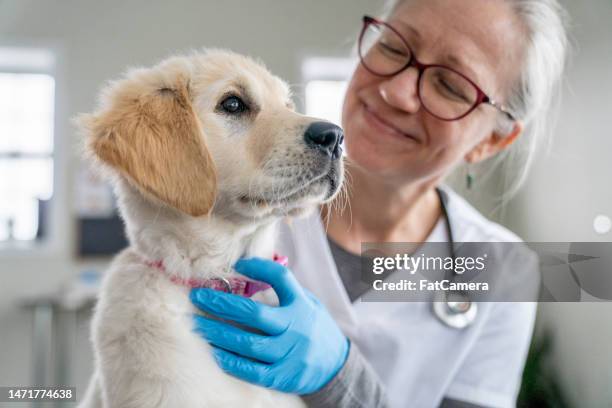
left=304, top=122, right=344, bottom=160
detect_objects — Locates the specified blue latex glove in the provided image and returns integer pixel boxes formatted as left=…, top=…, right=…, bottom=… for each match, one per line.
left=190, top=257, right=349, bottom=395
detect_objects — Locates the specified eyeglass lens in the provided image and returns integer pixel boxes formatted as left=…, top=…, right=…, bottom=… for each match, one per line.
left=359, top=22, right=479, bottom=120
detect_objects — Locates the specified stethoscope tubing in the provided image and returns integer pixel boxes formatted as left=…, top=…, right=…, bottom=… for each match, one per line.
left=433, top=188, right=477, bottom=329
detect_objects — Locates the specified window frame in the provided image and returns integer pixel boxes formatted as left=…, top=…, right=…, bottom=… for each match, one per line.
left=0, top=41, right=65, bottom=258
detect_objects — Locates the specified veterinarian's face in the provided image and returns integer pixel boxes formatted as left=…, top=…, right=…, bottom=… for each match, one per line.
left=342, top=0, right=524, bottom=185
left=192, top=52, right=344, bottom=220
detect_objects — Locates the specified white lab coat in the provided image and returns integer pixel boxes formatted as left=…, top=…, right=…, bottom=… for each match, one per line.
left=275, top=186, right=537, bottom=408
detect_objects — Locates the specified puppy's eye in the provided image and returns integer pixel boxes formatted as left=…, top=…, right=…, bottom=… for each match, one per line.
left=220, top=95, right=248, bottom=114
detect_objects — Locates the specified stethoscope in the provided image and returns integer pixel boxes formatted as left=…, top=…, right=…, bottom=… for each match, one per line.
left=431, top=188, right=478, bottom=329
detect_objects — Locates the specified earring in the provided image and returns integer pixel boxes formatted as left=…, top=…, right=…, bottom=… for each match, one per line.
left=466, top=163, right=474, bottom=190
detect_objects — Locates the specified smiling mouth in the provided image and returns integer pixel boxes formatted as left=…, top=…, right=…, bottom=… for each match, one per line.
left=362, top=102, right=420, bottom=143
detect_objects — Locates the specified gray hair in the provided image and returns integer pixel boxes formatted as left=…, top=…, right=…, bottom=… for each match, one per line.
left=382, top=0, right=570, bottom=198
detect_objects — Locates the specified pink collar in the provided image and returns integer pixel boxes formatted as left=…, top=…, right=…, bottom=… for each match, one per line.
left=144, top=253, right=288, bottom=298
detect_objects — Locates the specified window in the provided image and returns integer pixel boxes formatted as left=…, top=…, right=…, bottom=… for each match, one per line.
left=302, top=56, right=355, bottom=126
left=0, top=47, right=55, bottom=242
left=305, top=80, right=348, bottom=126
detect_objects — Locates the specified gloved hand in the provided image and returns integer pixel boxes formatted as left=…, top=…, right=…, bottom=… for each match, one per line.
left=190, top=257, right=349, bottom=395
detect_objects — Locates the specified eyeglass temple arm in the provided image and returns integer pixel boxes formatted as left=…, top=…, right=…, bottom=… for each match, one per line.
left=484, top=97, right=516, bottom=122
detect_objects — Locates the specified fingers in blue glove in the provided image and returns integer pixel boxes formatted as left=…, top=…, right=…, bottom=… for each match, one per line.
left=190, top=259, right=350, bottom=395
left=234, top=258, right=301, bottom=305
left=211, top=346, right=276, bottom=389
left=190, top=288, right=287, bottom=335
left=192, top=315, right=289, bottom=363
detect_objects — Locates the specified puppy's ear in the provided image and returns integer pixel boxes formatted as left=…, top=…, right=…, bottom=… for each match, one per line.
left=80, top=61, right=217, bottom=217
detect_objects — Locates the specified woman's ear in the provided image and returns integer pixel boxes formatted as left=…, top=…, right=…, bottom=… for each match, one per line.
left=78, top=59, right=217, bottom=217
left=465, top=121, right=523, bottom=163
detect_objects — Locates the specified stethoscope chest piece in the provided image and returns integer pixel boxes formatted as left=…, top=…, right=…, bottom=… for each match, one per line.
left=433, top=291, right=478, bottom=329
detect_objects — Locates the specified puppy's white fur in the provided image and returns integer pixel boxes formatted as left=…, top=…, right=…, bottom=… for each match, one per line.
left=76, top=49, right=343, bottom=408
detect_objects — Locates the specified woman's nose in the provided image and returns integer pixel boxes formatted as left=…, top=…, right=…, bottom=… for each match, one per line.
left=378, top=67, right=421, bottom=113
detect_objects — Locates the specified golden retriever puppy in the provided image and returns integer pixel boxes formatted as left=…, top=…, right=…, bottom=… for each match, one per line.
left=75, top=49, right=344, bottom=408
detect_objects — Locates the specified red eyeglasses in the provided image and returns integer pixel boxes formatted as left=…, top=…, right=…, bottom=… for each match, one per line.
left=358, top=16, right=516, bottom=122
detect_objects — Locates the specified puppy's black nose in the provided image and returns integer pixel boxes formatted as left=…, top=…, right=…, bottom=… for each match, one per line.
left=304, top=121, right=343, bottom=159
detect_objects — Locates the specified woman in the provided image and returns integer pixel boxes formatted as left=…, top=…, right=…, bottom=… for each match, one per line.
left=190, top=0, right=569, bottom=406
